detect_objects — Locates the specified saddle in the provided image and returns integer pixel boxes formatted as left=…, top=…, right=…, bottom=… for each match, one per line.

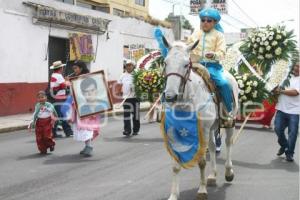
left=191, top=63, right=235, bottom=128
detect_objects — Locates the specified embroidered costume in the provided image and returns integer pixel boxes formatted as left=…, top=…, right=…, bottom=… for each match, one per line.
left=31, top=102, right=57, bottom=154
left=188, top=8, right=233, bottom=113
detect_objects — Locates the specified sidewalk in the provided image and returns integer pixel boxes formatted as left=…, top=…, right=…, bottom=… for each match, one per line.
left=0, top=102, right=151, bottom=134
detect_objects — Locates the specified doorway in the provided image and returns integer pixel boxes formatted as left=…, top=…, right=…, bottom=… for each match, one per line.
left=48, top=36, right=74, bottom=80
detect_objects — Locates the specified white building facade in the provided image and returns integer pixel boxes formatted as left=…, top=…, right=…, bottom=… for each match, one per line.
left=0, top=0, right=174, bottom=116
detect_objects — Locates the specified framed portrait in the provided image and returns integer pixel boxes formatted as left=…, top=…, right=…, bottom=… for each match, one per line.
left=70, top=70, right=113, bottom=118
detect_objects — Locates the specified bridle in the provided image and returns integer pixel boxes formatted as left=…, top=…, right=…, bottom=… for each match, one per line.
left=163, top=59, right=192, bottom=100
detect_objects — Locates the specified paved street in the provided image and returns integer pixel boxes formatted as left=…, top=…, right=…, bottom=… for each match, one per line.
left=0, top=116, right=298, bottom=200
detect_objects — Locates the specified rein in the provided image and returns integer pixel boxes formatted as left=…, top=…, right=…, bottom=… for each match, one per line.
left=163, top=59, right=192, bottom=98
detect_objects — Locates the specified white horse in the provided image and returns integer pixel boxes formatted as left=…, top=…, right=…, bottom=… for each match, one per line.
left=161, top=37, right=239, bottom=200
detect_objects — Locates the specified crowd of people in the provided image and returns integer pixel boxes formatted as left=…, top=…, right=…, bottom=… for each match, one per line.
left=29, top=59, right=142, bottom=157
left=28, top=7, right=299, bottom=163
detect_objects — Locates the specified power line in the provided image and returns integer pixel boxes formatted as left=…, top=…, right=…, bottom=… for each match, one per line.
left=222, top=18, right=242, bottom=31
left=231, top=0, right=259, bottom=27
left=225, top=14, right=252, bottom=28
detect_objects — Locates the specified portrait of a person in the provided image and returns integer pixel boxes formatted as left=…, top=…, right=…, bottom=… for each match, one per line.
left=79, top=77, right=109, bottom=117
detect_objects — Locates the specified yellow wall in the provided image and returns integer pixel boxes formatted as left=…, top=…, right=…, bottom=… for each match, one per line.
left=88, top=0, right=149, bottom=17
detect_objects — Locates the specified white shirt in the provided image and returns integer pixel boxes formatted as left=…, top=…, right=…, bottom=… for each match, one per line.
left=118, top=72, right=135, bottom=98
left=276, top=76, right=300, bottom=114
left=37, top=106, right=52, bottom=119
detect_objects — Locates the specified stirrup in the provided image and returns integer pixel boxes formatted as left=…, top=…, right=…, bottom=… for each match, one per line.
left=220, top=112, right=235, bottom=128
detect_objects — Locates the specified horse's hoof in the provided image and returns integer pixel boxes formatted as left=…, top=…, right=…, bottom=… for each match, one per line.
left=225, top=168, right=234, bottom=182
left=197, top=193, right=208, bottom=200
left=207, top=177, right=217, bottom=187
left=225, top=173, right=234, bottom=182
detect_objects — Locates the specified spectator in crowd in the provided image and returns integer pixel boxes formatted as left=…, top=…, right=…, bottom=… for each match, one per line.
left=50, top=61, right=73, bottom=138
left=118, top=59, right=140, bottom=136
left=274, top=62, right=300, bottom=162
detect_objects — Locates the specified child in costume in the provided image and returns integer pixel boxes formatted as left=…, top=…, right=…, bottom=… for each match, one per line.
left=154, top=8, right=233, bottom=115
left=188, top=8, right=233, bottom=115
left=29, top=91, right=57, bottom=154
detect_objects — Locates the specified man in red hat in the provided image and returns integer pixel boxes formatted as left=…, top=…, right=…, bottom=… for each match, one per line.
left=50, top=61, right=73, bottom=138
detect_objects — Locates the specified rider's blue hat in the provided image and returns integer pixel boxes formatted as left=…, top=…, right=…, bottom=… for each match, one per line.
left=199, top=8, right=224, bottom=33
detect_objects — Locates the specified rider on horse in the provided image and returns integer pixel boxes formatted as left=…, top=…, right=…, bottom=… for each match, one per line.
left=188, top=8, right=233, bottom=115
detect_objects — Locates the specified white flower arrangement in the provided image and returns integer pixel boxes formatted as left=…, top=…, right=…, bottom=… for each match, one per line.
left=272, top=41, right=278, bottom=46
left=229, top=69, right=271, bottom=111
left=252, top=91, right=258, bottom=98
left=245, top=86, right=252, bottom=94
left=276, top=35, right=282, bottom=40
left=240, top=25, right=297, bottom=77
left=264, top=41, right=269, bottom=46
left=267, top=60, right=290, bottom=89
left=258, top=55, right=264, bottom=60
left=253, top=81, right=258, bottom=87
left=259, top=47, right=265, bottom=53
left=265, top=54, right=273, bottom=59
left=275, top=47, right=282, bottom=55
left=220, top=44, right=241, bottom=72
left=246, top=81, right=253, bottom=86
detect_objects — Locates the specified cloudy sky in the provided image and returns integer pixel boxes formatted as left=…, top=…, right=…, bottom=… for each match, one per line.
left=149, top=0, right=299, bottom=41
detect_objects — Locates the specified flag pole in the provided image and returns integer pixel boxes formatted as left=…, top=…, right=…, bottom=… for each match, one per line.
left=143, top=94, right=162, bottom=120
left=231, top=112, right=252, bottom=145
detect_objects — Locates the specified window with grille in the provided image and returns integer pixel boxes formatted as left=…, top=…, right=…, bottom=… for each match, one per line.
left=135, top=0, right=145, bottom=6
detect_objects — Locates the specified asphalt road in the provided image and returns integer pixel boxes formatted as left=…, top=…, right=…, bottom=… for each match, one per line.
left=0, top=116, right=298, bottom=200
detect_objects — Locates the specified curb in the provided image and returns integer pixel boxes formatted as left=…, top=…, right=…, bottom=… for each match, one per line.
left=0, top=105, right=151, bottom=134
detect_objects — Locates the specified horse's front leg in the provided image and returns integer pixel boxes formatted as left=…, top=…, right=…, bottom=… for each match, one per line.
left=225, top=127, right=234, bottom=182
left=197, top=157, right=207, bottom=200
left=168, top=161, right=181, bottom=200
left=207, top=129, right=217, bottom=186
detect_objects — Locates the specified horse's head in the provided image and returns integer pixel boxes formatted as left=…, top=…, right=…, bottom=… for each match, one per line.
left=162, top=37, right=199, bottom=104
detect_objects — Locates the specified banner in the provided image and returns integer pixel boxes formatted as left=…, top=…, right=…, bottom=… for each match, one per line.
left=211, top=0, right=228, bottom=14
left=69, top=33, right=94, bottom=62
left=190, top=0, right=206, bottom=15
left=161, top=108, right=206, bottom=169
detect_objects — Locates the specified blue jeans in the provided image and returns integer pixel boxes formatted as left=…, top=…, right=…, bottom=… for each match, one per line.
left=274, top=110, right=299, bottom=156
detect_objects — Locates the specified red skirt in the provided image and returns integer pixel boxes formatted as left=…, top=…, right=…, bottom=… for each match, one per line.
left=35, top=117, right=55, bottom=153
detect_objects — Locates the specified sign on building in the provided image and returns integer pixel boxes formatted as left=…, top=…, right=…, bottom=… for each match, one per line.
left=29, top=4, right=110, bottom=33
left=129, top=44, right=145, bottom=62
left=69, top=33, right=94, bottom=62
